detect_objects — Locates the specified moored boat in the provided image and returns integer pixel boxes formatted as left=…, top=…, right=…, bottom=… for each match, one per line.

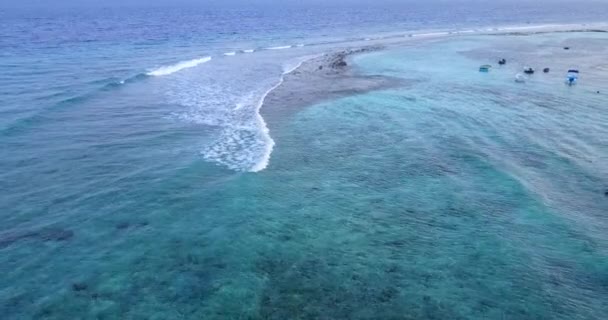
left=566, top=69, right=579, bottom=86
left=479, top=65, right=492, bottom=72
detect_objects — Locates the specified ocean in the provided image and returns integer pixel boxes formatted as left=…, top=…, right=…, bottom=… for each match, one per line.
left=1, top=2, right=608, bottom=319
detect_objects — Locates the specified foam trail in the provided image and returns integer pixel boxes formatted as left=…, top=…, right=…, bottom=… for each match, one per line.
left=412, top=32, right=450, bottom=38
left=147, top=57, right=211, bottom=76
left=200, top=55, right=322, bottom=173
left=296, top=44, right=305, bottom=47
left=224, top=52, right=236, bottom=56
left=500, top=24, right=558, bottom=31
left=282, top=54, right=322, bottom=75
left=250, top=55, right=324, bottom=172
left=248, top=86, right=278, bottom=172
left=243, top=49, right=255, bottom=53
left=266, top=45, right=292, bottom=50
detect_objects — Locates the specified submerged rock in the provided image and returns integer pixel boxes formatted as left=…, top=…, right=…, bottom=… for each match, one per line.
left=116, top=222, right=130, bottom=230
left=0, top=227, right=74, bottom=248
left=116, top=221, right=149, bottom=230
left=330, top=54, right=348, bottom=68
left=38, top=228, right=74, bottom=242
left=72, top=282, right=88, bottom=292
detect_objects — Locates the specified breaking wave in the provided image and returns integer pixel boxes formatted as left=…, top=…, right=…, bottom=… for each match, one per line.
left=147, top=57, right=212, bottom=76
left=195, top=56, right=317, bottom=172
left=266, top=45, right=292, bottom=50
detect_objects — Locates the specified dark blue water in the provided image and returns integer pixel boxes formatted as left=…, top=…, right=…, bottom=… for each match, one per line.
left=1, top=3, right=608, bottom=319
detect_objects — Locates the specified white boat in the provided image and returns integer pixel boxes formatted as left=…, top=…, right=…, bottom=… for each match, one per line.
left=515, top=73, right=526, bottom=83
left=566, top=69, right=579, bottom=86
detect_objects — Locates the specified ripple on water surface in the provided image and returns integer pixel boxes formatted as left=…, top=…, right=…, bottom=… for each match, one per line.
left=1, top=30, right=608, bottom=319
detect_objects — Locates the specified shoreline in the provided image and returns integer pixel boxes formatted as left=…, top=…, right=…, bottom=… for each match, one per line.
left=491, top=28, right=608, bottom=36
left=255, top=25, right=608, bottom=171
left=261, top=23, right=608, bottom=119
left=261, top=46, right=406, bottom=128
left=254, top=47, right=400, bottom=171
left=261, top=23, right=608, bottom=124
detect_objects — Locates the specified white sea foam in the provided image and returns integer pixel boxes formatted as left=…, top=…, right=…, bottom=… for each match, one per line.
left=282, top=54, right=322, bottom=74
left=296, top=44, right=305, bottom=47
left=223, top=51, right=236, bottom=56
left=500, top=24, right=558, bottom=31
left=248, top=55, right=325, bottom=172
left=147, top=57, right=212, bottom=76
left=243, top=49, right=255, bottom=53
left=168, top=22, right=608, bottom=173
left=197, top=55, right=321, bottom=172
left=248, top=83, right=280, bottom=172
left=412, top=32, right=450, bottom=38
left=266, top=45, right=292, bottom=50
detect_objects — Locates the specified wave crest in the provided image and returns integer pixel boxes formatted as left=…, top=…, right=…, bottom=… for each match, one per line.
left=266, top=45, right=292, bottom=50
left=147, top=57, right=212, bottom=76
left=197, top=56, right=317, bottom=172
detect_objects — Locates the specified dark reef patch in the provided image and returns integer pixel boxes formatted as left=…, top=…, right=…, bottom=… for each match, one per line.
left=0, top=226, right=74, bottom=249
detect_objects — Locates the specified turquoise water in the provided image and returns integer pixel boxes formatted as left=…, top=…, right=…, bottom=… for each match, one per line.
left=2, top=4, right=608, bottom=319
left=3, top=31, right=607, bottom=319
left=257, top=34, right=608, bottom=318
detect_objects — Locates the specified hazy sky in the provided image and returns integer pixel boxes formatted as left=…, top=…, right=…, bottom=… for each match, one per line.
left=1, top=0, right=606, bottom=9
left=2, top=0, right=416, bottom=7
left=0, top=0, right=588, bottom=8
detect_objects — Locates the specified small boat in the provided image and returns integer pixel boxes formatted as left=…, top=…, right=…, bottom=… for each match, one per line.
left=498, top=59, right=506, bottom=65
left=566, top=69, right=579, bottom=86
left=515, top=73, right=526, bottom=83
left=543, top=68, right=550, bottom=73
left=523, top=67, right=535, bottom=74
left=479, top=65, right=492, bottom=72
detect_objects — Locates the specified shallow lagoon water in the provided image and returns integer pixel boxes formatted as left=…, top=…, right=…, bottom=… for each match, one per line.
left=2, top=6, right=608, bottom=319
left=3, top=31, right=608, bottom=319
